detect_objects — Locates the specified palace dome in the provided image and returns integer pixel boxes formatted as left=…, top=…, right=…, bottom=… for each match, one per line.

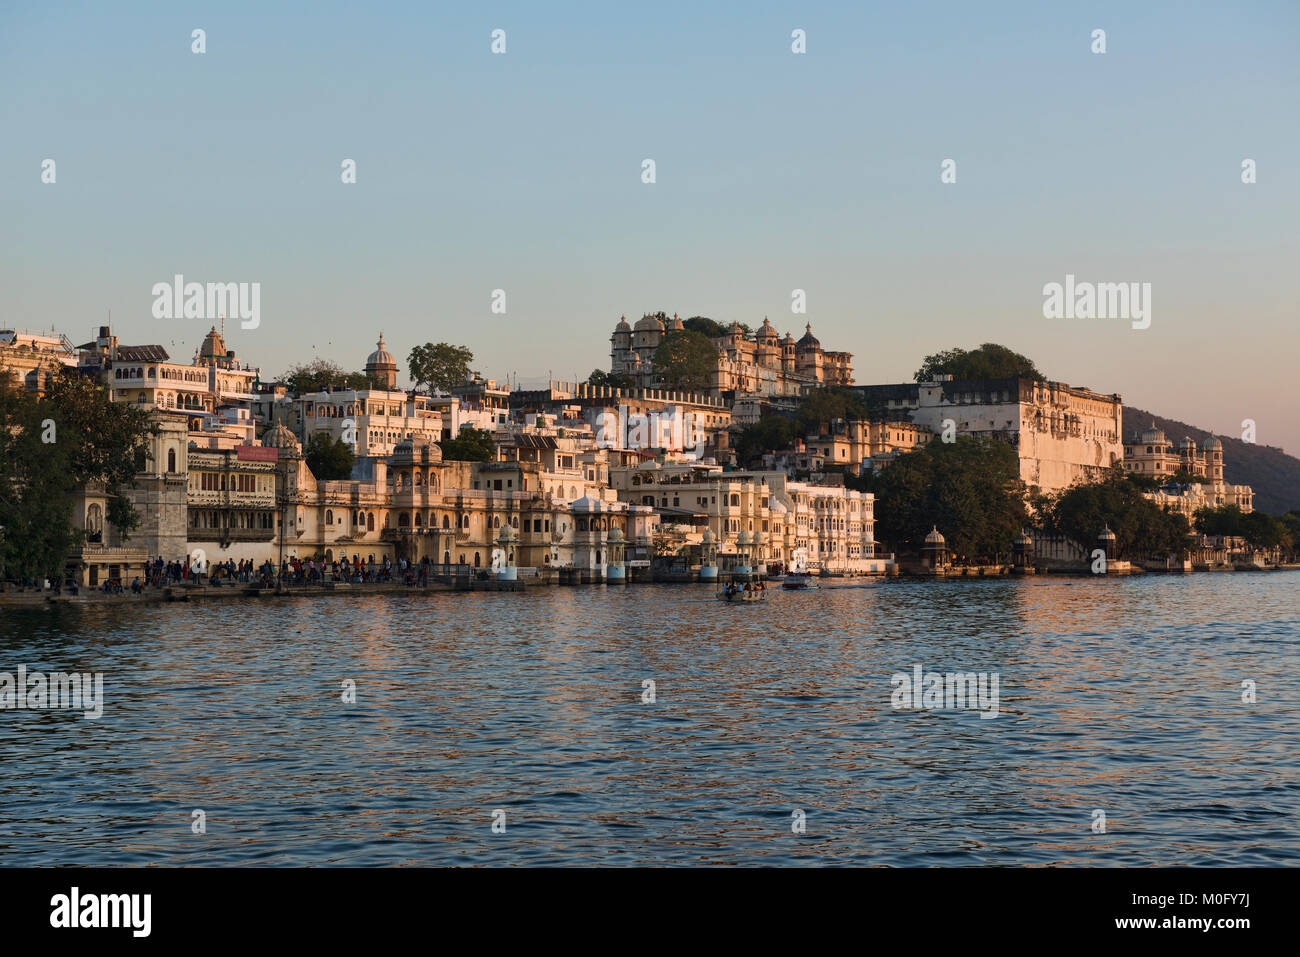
left=366, top=334, right=396, bottom=370
left=667, top=313, right=684, bottom=331
left=1139, top=423, right=1167, bottom=445
left=796, top=323, right=820, bottom=350
left=262, top=422, right=300, bottom=451
left=615, top=315, right=632, bottom=332
left=924, top=526, right=946, bottom=544
left=1178, top=436, right=1197, bottom=450
left=394, top=437, right=442, bottom=463
left=1201, top=436, right=1223, bottom=451
left=633, top=313, right=665, bottom=332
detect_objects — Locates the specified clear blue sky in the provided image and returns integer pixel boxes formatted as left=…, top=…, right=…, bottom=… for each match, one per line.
left=3, top=1, right=1298, bottom=451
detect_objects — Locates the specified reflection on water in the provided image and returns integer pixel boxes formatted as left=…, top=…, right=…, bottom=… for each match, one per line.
left=1, top=573, right=1297, bottom=865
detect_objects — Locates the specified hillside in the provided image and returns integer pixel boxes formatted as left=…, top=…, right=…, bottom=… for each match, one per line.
left=1123, top=407, right=1300, bottom=515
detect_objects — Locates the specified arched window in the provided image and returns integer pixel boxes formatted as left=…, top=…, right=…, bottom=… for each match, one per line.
left=493, top=516, right=501, bottom=529
left=367, top=513, right=375, bottom=532
left=444, top=551, right=450, bottom=564
left=414, top=473, right=422, bottom=486
left=474, top=552, right=481, bottom=567
left=167, top=449, right=176, bottom=473
left=326, top=509, right=334, bottom=524
left=415, top=513, right=424, bottom=527
left=86, top=504, right=103, bottom=544
left=442, top=515, right=450, bottom=529
left=398, top=512, right=410, bottom=527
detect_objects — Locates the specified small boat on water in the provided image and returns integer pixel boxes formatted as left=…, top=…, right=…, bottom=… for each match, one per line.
left=717, top=585, right=766, bottom=603
left=782, top=573, right=818, bottom=589
left=782, top=549, right=818, bottom=589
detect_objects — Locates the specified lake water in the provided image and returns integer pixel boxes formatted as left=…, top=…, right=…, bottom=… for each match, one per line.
left=2, top=573, right=1297, bottom=866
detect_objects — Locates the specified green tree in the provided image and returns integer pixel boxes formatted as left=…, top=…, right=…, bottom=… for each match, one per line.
left=734, top=414, right=796, bottom=467
left=914, top=343, right=1045, bottom=383
left=795, top=387, right=868, bottom=433
left=652, top=330, right=716, bottom=392
left=438, top=427, right=495, bottom=462
left=0, top=371, right=153, bottom=582
left=1044, top=469, right=1191, bottom=559
left=587, top=369, right=636, bottom=392
left=1194, top=504, right=1246, bottom=537
left=408, top=343, right=475, bottom=393
left=870, top=436, right=1026, bottom=560
left=283, top=359, right=374, bottom=394
left=303, top=432, right=356, bottom=481
left=683, top=316, right=726, bottom=339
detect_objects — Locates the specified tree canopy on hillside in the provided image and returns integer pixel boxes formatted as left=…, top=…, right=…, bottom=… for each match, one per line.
left=914, top=343, right=1045, bottom=383
left=652, top=330, right=716, bottom=392
left=283, top=359, right=375, bottom=394
left=587, top=369, right=636, bottom=392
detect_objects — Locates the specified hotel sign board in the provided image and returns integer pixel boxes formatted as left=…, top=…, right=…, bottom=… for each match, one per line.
left=236, top=445, right=280, bottom=462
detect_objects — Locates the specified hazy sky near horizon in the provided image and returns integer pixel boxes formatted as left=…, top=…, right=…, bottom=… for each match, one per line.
left=3, top=2, right=1298, bottom=451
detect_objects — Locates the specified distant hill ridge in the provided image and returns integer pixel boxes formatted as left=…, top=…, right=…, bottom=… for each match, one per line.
left=1123, top=407, right=1300, bottom=515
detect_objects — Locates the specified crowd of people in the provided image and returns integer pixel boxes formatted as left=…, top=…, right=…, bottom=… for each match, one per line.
left=722, top=580, right=765, bottom=600
left=134, top=554, right=436, bottom=589
left=7, top=554, right=450, bottom=597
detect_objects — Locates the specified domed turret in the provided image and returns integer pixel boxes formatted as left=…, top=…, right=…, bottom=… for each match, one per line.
left=924, top=526, right=946, bottom=545
left=393, top=436, right=442, bottom=464
left=262, top=422, right=301, bottom=455
left=633, top=313, right=665, bottom=333
left=667, top=313, right=684, bottom=331
left=615, top=315, right=632, bottom=333
left=1201, top=436, right=1223, bottom=452
left=365, top=333, right=398, bottom=390
left=1139, top=421, right=1167, bottom=445
left=796, top=323, right=820, bottom=351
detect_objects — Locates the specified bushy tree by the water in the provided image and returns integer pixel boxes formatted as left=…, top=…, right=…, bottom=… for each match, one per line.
left=0, top=371, right=152, bottom=582
left=1039, top=469, right=1190, bottom=559
left=862, top=436, right=1027, bottom=561
left=1195, top=504, right=1293, bottom=551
